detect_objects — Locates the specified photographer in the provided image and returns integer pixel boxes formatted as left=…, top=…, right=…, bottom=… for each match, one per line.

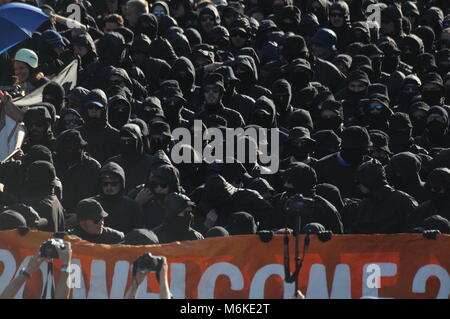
left=0, top=240, right=72, bottom=299
left=125, top=254, right=171, bottom=299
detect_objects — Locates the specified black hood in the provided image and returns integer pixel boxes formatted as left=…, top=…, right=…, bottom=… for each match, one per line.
left=164, top=192, right=194, bottom=221
left=142, top=58, right=172, bottom=93
left=425, top=168, right=450, bottom=194
left=202, top=174, right=237, bottom=207
left=386, top=152, right=422, bottom=180
left=105, top=66, right=134, bottom=95
left=120, top=123, right=144, bottom=156
left=171, top=57, right=196, bottom=94
left=135, top=13, right=159, bottom=40
left=96, top=32, right=126, bottom=66
left=252, top=96, right=277, bottom=128
left=316, top=183, right=344, bottom=212
left=98, top=162, right=126, bottom=194
left=283, top=163, right=317, bottom=197
left=356, top=160, right=388, bottom=191
left=108, top=95, right=131, bottom=130
left=43, top=82, right=64, bottom=114
left=150, top=164, right=182, bottom=193
left=149, top=37, right=178, bottom=65
left=226, top=212, right=257, bottom=235
left=233, top=55, right=258, bottom=85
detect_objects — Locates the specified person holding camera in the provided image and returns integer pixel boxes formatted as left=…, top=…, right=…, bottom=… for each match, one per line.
left=125, top=253, right=171, bottom=299
left=268, top=162, right=344, bottom=233
left=152, top=192, right=204, bottom=244
left=68, top=198, right=124, bottom=244
left=0, top=240, right=72, bottom=299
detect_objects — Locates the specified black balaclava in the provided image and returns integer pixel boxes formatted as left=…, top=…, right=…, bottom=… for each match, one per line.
left=409, top=102, right=430, bottom=137
left=149, top=121, right=172, bottom=154
left=23, top=107, right=53, bottom=145
left=340, top=126, right=372, bottom=167
left=56, top=129, right=87, bottom=166
left=346, top=70, right=370, bottom=102
left=84, top=89, right=108, bottom=130
left=388, top=112, right=413, bottom=150
left=203, top=73, right=225, bottom=114
left=135, top=13, right=159, bottom=40
left=107, top=95, right=131, bottom=130
left=215, top=66, right=240, bottom=101
left=287, top=127, right=316, bottom=162
left=43, top=81, right=65, bottom=115
left=164, top=192, right=194, bottom=234
left=160, top=80, right=186, bottom=125
left=421, top=72, right=445, bottom=106
left=24, top=160, right=56, bottom=197
left=119, top=124, right=143, bottom=159
left=287, top=59, right=313, bottom=91
left=364, top=98, right=393, bottom=131
left=398, top=75, right=422, bottom=110
left=425, top=168, right=450, bottom=208
left=272, top=79, right=292, bottom=114
left=356, top=160, right=388, bottom=197
left=130, top=118, right=151, bottom=154
left=96, top=32, right=126, bottom=66
left=252, top=96, right=277, bottom=128
left=170, top=57, right=195, bottom=96
left=426, top=106, right=449, bottom=142
left=315, top=100, right=344, bottom=134
left=140, top=96, right=164, bottom=125
left=276, top=5, right=302, bottom=33
left=283, top=162, right=318, bottom=197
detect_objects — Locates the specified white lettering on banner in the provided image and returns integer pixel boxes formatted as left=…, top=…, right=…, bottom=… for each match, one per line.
left=362, top=263, right=396, bottom=299
left=197, top=262, right=244, bottom=299
left=87, top=260, right=108, bottom=299
left=170, top=263, right=186, bottom=299
left=71, top=259, right=87, bottom=299
left=67, top=263, right=82, bottom=289
left=13, top=256, right=33, bottom=299
left=0, top=249, right=16, bottom=296
left=306, top=264, right=351, bottom=299
left=412, top=265, right=450, bottom=299
left=249, top=264, right=295, bottom=299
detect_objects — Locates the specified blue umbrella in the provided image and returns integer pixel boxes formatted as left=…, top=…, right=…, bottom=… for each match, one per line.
left=0, top=3, right=49, bottom=54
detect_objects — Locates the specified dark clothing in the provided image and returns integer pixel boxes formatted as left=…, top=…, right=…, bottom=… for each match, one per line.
left=406, top=200, right=450, bottom=232
left=346, top=185, right=418, bottom=234
left=152, top=224, right=204, bottom=244
left=195, top=103, right=245, bottom=129
left=23, top=194, right=65, bottom=232
left=54, top=153, right=101, bottom=215
left=94, top=162, right=144, bottom=234
left=68, top=225, right=124, bottom=244
left=79, top=124, right=121, bottom=164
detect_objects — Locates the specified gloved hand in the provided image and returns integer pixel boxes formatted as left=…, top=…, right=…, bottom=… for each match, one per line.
left=422, top=230, right=440, bottom=240
left=257, top=230, right=274, bottom=243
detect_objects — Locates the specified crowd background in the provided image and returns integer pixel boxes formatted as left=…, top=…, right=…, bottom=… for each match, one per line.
left=0, top=0, right=450, bottom=245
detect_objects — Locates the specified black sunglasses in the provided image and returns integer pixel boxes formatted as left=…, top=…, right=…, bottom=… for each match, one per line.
left=92, top=216, right=104, bottom=224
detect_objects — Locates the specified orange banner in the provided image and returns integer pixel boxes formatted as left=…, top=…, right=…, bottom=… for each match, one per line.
left=0, top=230, right=449, bottom=299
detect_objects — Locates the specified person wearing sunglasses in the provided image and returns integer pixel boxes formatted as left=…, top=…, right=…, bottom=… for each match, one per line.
left=229, top=19, right=251, bottom=53
left=68, top=198, right=124, bottom=244
left=328, top=1, right=353, bottom=52
left=151, top=1, right=169, bottom=22
left=93, top=162, right=144, bottom=234
left=22, top=106, right=55, bottom=153
left=198, top=5, right=220, bottom=42
left=57, top=108, right=85, bottom=134
left=362, top=97, right=393, bottom=132
left=153, top=192, right=203, bottom=244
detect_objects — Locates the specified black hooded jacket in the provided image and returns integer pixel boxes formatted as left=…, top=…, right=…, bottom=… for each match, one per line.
left=269, top=163, right=343, bottom=233
left=385, top=152, right=427, bottom=203
left=152, top=192, right=204, bottom=243
left=171, top=57, right=201, bottom=111
left=201, top=175, right=273, bottom=228
left=54, top=130, right=101, bottom=215
left=251, top=96, right=277, bottom=128
left=232, top=55, right=272, bottom=100
left=93, top=162, right=143, bottom=233
left=22, top=107, right=56, bottom=153
left=106, top=124, right=158, bottom=193
left=347, top=161, right=418, bottom=234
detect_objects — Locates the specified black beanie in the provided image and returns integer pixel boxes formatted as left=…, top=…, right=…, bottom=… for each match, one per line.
left=389, top=112, right=412, bottom=130
left=26, top=160, right=56, bottom=187
left=341, top=126, right=372, bottom=150
left=43, top=81, right=65, bottom=113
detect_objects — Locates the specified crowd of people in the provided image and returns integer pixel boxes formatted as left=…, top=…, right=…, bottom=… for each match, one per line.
left=0, top=0, right=450, bottom=246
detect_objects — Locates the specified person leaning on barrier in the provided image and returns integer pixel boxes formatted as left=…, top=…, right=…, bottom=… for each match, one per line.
left=0, top=240, right=72, bottom=299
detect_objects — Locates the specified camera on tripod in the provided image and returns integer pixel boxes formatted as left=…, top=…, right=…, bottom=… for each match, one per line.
left=39, top=238, right=66, bottom=259
left=133, top=253, right=164, bottom=275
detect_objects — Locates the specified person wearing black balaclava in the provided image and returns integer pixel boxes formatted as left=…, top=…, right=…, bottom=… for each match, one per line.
left=106, top=123, right=158, bottom=193
left=54, top=129, right=101, bottom=217
left=197, top=5, right=221, bottom=44
left=406, top=168, right=450, bottom=231
left=380, top=5, right=405, bottom=43
left=78, top=89, right=121, bottom=164
left=388, top=112, right=429, bottom=156
left=72, top=32, right=98, bottom=69
left=43, top=81, right=65, bottom=115
left=195, top=73, right=245, bottom=129
left=251, top=96, right=277, bottom=129
left=385, top=152, right=427, bottom=203
left=170, top=56, right=201, bottom=112
left=394, top=75, right=422, bottom=113
left=347, top=160, right=418, bottom=234
left=271, top=79, right=294, bottom=131
left=368, top=129, right=392, bottom=166
left=341, top=70, right=370, bottom=126
left=152, top=192, right=203, bottom=243
left=215, top=65, right=255, bottom=125
left=148, top=120, right=173, bottom=155
left=328, top=1, right=352, bottom=52
left=285, top=58, right=315, bottom=109
left=313, top=126, right=372, bottom=199
left=274, top=5, right=301, bottom=34
left=281, top=127, right=317, bottom=169
left=128, top=164, right=182, bottom=229
left=158, top=80, right=190, bottom=130
left=399, top=34, right=424, bottom=69
left=409, top=101, right=430, bottom=137
left=308, top=0, right=330, bottom=27
left=379, top=39, right=413, bottom=76
left=420, top=72, right=447, bottom=107
left=22, top=106, right=56, bottom=153
left=268, top=162, right=343, bottom=233
left=314, top=100, right=344, bottom=135
left=415, top=106, right=450, bottom=152
left=93, top=162, right=143, bottom=234
left=232, top=55, right=271, bottom=100
left=107, top=94, right=131, bottom=130
left=135, top=13, right=159, bottom=41
left=22, top=160, right=65, bottom=232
